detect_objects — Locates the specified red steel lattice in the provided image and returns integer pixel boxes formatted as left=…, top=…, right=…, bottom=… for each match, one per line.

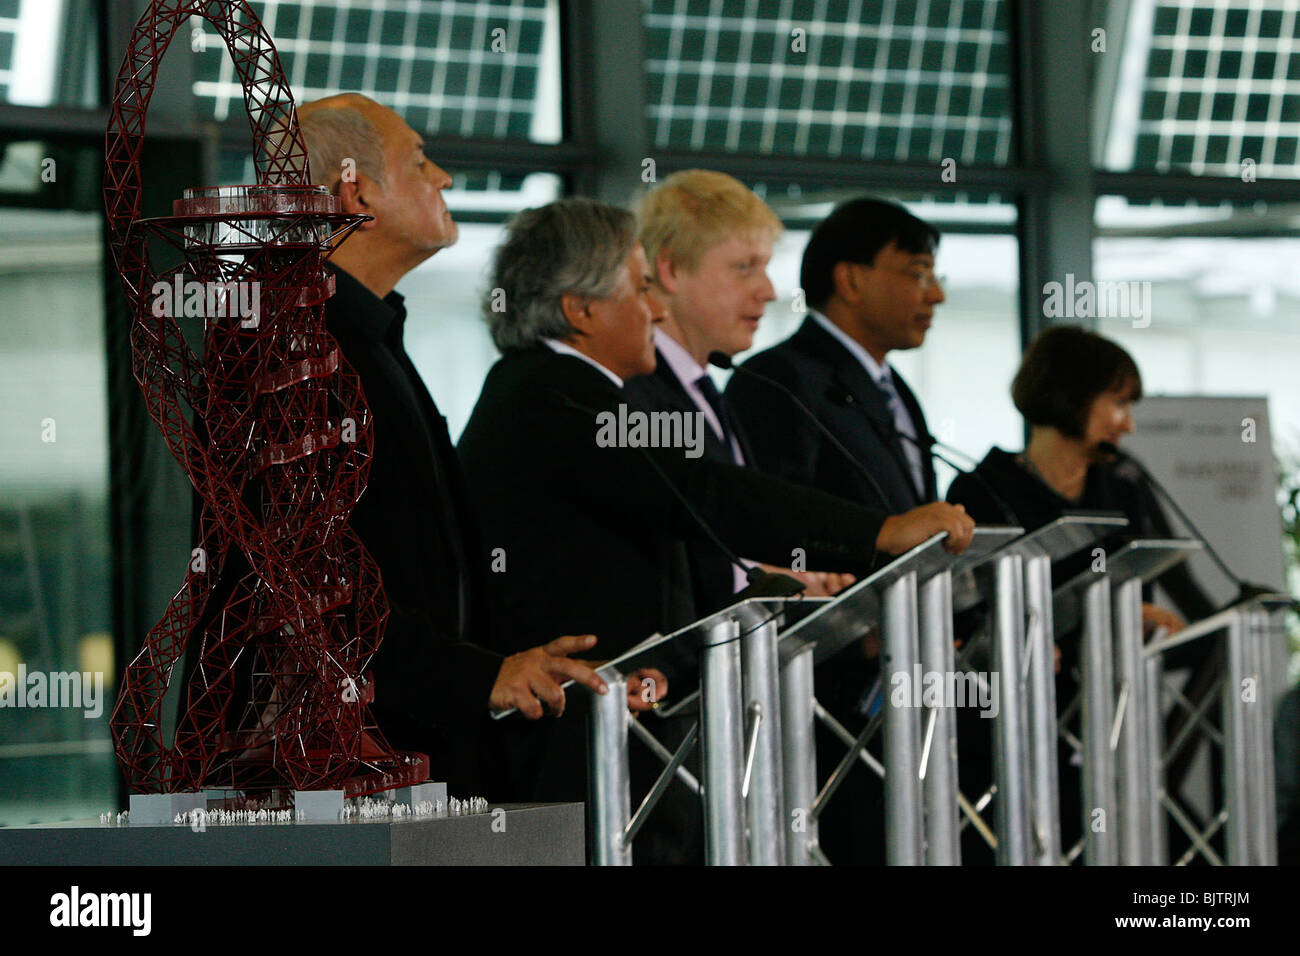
left=104, top=0, right=427, bottom=798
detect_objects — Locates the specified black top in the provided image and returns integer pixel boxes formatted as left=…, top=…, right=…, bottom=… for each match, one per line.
left=947, top=446, right=1216, bottom=623
left=459, top=345, right=887, bottom=660
left=456, top=346, right=889, bottom=810
left=725, top=315, right=937, bottom=514
left=325, top=265, right=503, bottom=790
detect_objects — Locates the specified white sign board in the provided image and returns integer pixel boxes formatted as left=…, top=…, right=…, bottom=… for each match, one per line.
left=1129, top=396, right=1287, bottom=604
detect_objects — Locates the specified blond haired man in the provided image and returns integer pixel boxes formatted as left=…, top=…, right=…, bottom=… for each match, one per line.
left=626, top=173, right=974, bottom=864
left=630, top=171, right=879, bottom=606
left=625, top=170, right=829, bottom=606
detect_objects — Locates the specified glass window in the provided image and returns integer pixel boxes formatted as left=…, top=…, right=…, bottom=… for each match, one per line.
left=0, top=0, right=98, bottom=108
left=0, top=207, right=114, bottom=826
left=1098, top=0, right=1300, bottom=178
left=192, top=0, right=562, bottom=142
left=1093, top=197, right=1300, bottom=446
left=644, top=0, right=1014, bottom=164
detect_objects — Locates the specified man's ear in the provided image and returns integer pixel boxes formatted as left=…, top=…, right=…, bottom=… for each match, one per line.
left=560, top=291, right=592, bottom=336
left=337, top=178, right=379, bottom=230
left=654, top=251, right=681, bottom=296
left=831, top=260, right=863, bottom=305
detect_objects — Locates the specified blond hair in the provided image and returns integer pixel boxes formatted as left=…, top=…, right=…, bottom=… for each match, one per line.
left=637, top=170, right=782, bottom=275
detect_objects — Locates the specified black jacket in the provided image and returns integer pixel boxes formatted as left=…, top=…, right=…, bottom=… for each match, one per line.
left=725, top=315, right=937, bottom=514
left=456, top=346, right=889, bottom=811
left=946, top=446, right=1217, bottom=624
left=324, top=266, right=503, bottom=792
left=623, top=349, right=754, bottom=615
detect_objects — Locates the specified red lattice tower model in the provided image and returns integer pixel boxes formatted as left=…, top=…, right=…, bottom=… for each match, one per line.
left=105, top=0, right=428, bottom=797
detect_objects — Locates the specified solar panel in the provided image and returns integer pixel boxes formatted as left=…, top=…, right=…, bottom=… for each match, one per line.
left=1126, top=0, right=1300, bottom=177
left=644, top=0, right=1014, bottom=165
left=192, top=0, right=552, bottom=141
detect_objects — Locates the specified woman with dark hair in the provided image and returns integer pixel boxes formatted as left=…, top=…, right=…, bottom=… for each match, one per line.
left=948, top=324, right=1213, bottom=630
left=947, top=325, right=1215, bottom=861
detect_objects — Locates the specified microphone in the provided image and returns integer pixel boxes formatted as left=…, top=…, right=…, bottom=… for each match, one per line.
left=548, top=388, right=805, bottom=599
left=709, top=351, right=894, bottom=513
left=1097, top=440, right=1276, bottom=604
left=891, top=425, right=1021, bottom=526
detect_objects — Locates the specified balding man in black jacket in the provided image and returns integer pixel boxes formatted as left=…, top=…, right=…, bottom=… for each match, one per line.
left=295, top=94, right=652, bottom=796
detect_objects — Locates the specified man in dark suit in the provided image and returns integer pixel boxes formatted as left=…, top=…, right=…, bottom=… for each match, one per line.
left=724, top=197, right=949, bottom=862
left=457, top=197, right=973, bottom=862
left=295, top=94, right=643, bottom=796
left=726, top=197, right=946, bottom=515
left=624, top=170, right=855, bottom=615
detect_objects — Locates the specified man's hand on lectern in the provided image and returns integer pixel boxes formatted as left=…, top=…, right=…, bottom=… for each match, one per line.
left=489, top=634, right=609, bottom=719
left=876, top=502, right=974, bottom=556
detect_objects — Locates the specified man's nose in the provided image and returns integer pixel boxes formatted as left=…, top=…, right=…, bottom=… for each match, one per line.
left=427, top=159, right=452, bottom=189
left=927, top=277, right=946, bottom=304
left=647, top=287, right=668, bottom=323
left=759, top=271, right=777, bottom=303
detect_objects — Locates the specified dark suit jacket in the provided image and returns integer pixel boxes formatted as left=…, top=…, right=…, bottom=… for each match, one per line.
left=456, top=346, right=888, bottom=815
left=623, top=350, right=754, bottom=615
left=725, top=316, right=937, bottom=514
left=623, top=350, right=754, bottom=465
left=324, top=267, right=504, bottom=793
left=725, top=317, right=937, bottom=864
left=946, top=446, right=1217, bottom=627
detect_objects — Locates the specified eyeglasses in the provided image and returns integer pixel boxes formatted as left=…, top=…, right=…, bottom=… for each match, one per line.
left=873, top=265, right=946, bottom=291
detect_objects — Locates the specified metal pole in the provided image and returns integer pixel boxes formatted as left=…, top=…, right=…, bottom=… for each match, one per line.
left=1247, top=608, right=1278, bottom=865
left=701, top=617, right=747, bottom=865
left=990, top=552, right=1032, bottom=865
left=1023, top=553, right=1061, bottom=865
left=1143, top=651, right=1166, bottom=864
left=780, top=647, right=819, bottom=865
left=1261, top=608, right=1280, bottom=866
left=919, top=569, right=960, bottom=865
left=1113, top=575, right=1148, bottom=865
left=1081, top=576, right=1118, bottom=866
left=882, top=570, right=923, bottom=865
left=588, top=673, right=631, bottom=866
left=741, top=617, right=785, bottom=865
left=1223, top=609, right=1251, bottom=865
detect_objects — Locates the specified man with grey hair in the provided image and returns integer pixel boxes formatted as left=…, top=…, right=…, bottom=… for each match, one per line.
left=294, top=95, right=653, bottom=797
left=457, top=197, right=972, bottom=862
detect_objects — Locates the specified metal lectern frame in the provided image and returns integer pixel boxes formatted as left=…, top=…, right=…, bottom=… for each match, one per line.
left=968, top=514, right=1131, bottom=866
left=775, top=529, right=1021, bottom=866
left=1143, top=590, right=1291, bottom=866
left=1053, top=538, right=1202, bottom=865
left=585, top=597, right=797, bottom=866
